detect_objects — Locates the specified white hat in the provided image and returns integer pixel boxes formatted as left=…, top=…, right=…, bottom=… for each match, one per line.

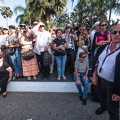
left=33, top=21, right=38, bottom=24
left=92, top=21, right=100, bottom=28
left=39, top=22, right=45, bottom=26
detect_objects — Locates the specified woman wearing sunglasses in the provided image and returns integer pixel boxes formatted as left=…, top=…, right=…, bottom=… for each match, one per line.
left=74, top=52, right=89, bottom=105
left=93, top=20, right=111, bottom=56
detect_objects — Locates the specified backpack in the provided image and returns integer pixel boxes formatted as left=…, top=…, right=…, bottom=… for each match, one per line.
left=43, top=51, right=52, bottom=66
left=91, top=84, right=100, bottom=102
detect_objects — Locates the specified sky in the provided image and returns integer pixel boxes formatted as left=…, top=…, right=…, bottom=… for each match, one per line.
left=0, top=0, right=25, bottom=27
left=0, top=0, right=119, bottom=27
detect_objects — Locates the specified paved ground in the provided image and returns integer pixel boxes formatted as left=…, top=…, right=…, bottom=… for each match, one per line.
left=0, top=92, right=111, bottom=120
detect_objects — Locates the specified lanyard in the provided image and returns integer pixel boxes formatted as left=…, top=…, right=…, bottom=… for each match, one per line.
left=99, top=45, right=120, bottom=73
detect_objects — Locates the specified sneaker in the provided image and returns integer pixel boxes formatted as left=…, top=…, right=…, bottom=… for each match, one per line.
left=82, top=99, right=86, bottom=105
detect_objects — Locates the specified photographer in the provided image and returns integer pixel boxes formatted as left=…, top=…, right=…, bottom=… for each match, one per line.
left=62, top=26, right=75, bottom=74
left=19, top=29, right=39, bottom=80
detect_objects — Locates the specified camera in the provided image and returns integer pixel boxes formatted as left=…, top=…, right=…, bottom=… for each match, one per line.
left=19, top=24, right=26, bottom=28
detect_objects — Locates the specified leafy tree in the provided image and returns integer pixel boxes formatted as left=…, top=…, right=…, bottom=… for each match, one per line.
left=71, top=0, right=120, bottom=28
left=0, top=6, right=13, bottom=27
left=14, top=5, right=33, bottom=25
left=26, top=0, right=67, bottom=26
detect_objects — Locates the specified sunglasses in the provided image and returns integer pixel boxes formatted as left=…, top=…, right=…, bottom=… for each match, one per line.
left=100, top=24, right=107, bottom=27
left=111, top=31, right=120, bottom=35
left=40, top=25, right=44, bottom=27
left=81, top=56, right=86, bottom=58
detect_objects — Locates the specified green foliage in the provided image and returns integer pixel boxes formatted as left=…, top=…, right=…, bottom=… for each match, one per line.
left=0, top=6, right=13, bottom=19
left=71, top=0, right=120, bottom=28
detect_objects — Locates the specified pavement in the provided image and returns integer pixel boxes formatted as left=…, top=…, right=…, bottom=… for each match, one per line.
left=0, top=92, right=111, bottom=120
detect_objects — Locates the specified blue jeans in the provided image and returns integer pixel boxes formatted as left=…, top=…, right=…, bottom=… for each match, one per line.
left=55, top=55, right=67, bottom=76
left=74, top=74, right=89, bottom=99
left=10, top=48, right=22, bottom=74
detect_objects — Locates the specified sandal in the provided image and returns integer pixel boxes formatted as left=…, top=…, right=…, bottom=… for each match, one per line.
left=33, top=76, right=37, bottom=80
left=62, top=76, right=66, bottom=80
left=27, top=76, right=31, bottom=80
left=57, top=76, right=61, bottom=80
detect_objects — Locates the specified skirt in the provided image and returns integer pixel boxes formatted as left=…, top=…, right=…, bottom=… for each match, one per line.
left=22, top=55, right=39, bottom=77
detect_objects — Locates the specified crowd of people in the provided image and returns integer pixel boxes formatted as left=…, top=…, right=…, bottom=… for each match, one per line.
left=0, top=20, right=120, bottom=120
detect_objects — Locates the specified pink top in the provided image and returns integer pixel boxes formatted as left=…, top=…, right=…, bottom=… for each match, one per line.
left=97, top=31, right=110, bottom=43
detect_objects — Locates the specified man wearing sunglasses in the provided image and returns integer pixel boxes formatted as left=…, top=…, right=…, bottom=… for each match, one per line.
left=92, top=24, right=120, bottom=120
left=32, top=22, right=51, bottom=80
left=74, top=52, right=89, bottom=105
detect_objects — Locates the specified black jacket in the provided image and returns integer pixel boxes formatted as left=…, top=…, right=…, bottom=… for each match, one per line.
left=95, top=43, right=120, bottom=96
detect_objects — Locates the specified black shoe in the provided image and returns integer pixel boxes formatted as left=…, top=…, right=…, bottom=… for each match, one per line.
left=46, top=76, right=50, bottom=80
left=79, top=96, right=83, bottom=101
left=95, top=107, right=106, bottom=115
left=2, top=94, right=7, bottom=98
left=40, top=75, right=45, bottom=80
left=15, top=76, right=19, bottom=79
left=82, top=99, right=86, bottom=105
left=20, top=76, right=24, bottom=79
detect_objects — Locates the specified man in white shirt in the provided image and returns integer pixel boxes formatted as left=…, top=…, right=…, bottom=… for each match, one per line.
left=92, top=24, right=120, bottom=120
left=32, top=22, right=51, bottom=80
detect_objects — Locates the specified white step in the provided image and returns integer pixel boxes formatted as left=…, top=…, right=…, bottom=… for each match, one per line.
left=7, top=81, right=92, bottom=93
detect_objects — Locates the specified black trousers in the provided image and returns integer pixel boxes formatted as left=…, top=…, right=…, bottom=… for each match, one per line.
left=36, top=52, right=50, bottom=77
left=65, top=50, right=75, bottom=74
left=98, top=77, right=119, bottom=120
left=0, top=74, right=9, bottom=93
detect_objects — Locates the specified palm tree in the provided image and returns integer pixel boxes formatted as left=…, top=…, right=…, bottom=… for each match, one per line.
left=26, top=0, right=67, bottom=26
left=71, top=0, right=120, bottom=28
left=0, top=6, right=13, bottom=27
left=14, top=5, right=32, bottom=25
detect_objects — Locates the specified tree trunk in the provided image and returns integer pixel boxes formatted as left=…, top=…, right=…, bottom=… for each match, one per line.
left=6, top=17, right=8, bottom=27
left=108, top=2, right=112, bottom=29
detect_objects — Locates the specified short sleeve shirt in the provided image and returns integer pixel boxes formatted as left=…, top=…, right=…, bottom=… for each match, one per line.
left=75, top=59, right=88, bottom=74
left=52, top=38, right=66, bottom=46
left=6, top=35, right=19, bottom=44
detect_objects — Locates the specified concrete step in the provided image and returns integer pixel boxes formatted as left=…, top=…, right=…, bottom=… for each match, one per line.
left=7, top=81, right=92, bottom=93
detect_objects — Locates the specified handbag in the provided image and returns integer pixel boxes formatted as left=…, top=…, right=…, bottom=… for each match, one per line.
left=6, top=48, right=15, bottom=55
left=21, top=49, right=35, bottom=60
left=54, top=49, right=66, bottom=56
left=66, top=48, right=73, bottom=55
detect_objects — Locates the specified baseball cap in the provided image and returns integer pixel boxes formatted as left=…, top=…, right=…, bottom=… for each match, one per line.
left=92, top=22, right=100, bottom=29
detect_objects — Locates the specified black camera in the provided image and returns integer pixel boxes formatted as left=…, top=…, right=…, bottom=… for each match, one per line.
left=19, top=24, right=26, bottom=28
